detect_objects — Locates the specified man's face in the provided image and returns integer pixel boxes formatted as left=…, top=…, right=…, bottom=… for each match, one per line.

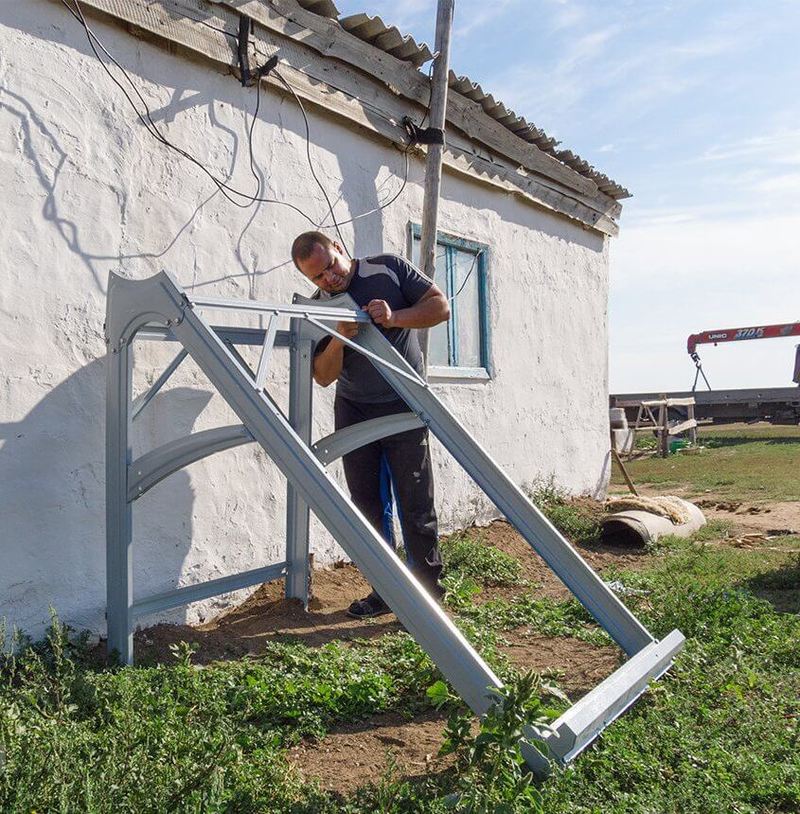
left=296, top=242, right=353, bottom=294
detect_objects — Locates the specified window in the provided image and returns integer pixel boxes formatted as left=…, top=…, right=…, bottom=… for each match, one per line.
left=409, top=224, right=491, bottom=379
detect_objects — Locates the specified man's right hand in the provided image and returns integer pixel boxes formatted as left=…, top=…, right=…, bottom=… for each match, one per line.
left=335, top=320, right=360, bottom=341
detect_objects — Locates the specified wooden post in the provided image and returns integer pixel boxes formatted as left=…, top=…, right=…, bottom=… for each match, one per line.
left=612, top=447, right=639, bottom=496
left=419, top=0, right=455, bottom=371
left=688, top=402, right=697, bottom=445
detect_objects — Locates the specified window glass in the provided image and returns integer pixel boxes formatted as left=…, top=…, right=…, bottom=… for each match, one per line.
left=452, top=249, right=481, bottom=368
left=410, top=227, right=488, bottom=372
left=428, top=249, right=450, bottom=366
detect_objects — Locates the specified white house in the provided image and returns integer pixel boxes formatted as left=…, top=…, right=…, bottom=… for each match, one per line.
left=0, top=0, right=628, bottom=640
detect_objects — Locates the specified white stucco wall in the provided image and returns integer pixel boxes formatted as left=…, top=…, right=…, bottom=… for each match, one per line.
left=0, top=2, right=611, bottom=641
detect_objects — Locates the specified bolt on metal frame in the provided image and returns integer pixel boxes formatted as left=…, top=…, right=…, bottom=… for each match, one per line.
left=105, top=270, right=684, bottom=773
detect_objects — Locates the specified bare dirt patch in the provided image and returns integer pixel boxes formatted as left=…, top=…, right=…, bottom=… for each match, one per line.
left=476, top=519, right=651, bottom=603
left=500, top=630, right=622, bottom=700
left=700, top=499, right=800, bottom=537
left=135, top=564, right=404, bottom=664
left=288, top=710, right=454, bottom=796
left=288, top=631, right=622, bottom=796
left=134, top=518, right=653, bottom=664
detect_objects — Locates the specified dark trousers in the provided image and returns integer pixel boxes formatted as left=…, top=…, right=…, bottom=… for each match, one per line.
left=334, top=395, right=442, bottom=591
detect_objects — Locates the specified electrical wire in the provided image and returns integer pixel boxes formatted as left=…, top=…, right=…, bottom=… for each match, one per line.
left=247, top=73, right=263, bottom=197
left=59, top=0, right=415, bottom=248
left=59, top=0, right=316, bottom=222
left=327, top=55, right=436, bottom=230
left=449, top=249, right=483, bottom=302
left=272, top=68, right=352, bottom=257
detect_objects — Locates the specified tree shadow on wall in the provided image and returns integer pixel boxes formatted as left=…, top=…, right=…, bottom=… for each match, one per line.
left=0, top=355, right=212, bottom=637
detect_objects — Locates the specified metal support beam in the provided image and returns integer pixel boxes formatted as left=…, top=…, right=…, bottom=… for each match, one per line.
left=285, top=315, right=314, bottom=604
left=132, top=561, right=287, bottom=619
left=192, top=295, right=370, bottom=323
left=307, top=317, right=427, bottom=386
left=135, top=325, right=292, bottom=348
left=131, top=348, right=188, bottom=421
left=534, top=629, right=685, bottom=765
left=254, top=316, right=279, bottom=391
left=105, top=341, right=134, bottom=664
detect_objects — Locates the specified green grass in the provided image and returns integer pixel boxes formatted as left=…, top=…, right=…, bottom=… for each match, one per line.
left=2, top=481, right=799, bottom=811
left=526, top=480, right=603, bottom=545
left=542, top=543, right=800, bottom=814
left=440, top=529, right=523, bottom=587
left=612, top=423, right=800, bottom=501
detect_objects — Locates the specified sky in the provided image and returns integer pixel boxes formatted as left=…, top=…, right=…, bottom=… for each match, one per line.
left=336, top=0, right=800, bottom=393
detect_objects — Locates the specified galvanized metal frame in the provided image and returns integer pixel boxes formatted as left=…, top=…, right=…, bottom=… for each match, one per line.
left=105, top=270, right=684, bottom=774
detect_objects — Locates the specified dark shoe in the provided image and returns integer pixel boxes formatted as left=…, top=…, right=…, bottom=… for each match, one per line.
left=347, top=592, right=391, bottom=619
left=429, top=582, right=445, bottom=602
left=413, top=574, right=445, bottom=602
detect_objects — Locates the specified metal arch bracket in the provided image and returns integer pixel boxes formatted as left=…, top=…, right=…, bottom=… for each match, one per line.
left=105, top=270, right=189, bottom=351
left=105, top=271, right=685, bottom=775
left=312, top=414, right=425, bottom=466
left=127, top=424, right=254, bottom=501
left=126, top=412, right=425, bottom=501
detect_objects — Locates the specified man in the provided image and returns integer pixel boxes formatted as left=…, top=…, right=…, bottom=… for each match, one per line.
left=291, top=231, right=450, bottom=618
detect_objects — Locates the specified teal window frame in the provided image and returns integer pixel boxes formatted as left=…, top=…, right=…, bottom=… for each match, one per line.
left=408, top=224, right=492, bottom=379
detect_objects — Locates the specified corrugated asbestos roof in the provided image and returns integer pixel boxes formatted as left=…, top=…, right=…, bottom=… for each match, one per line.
left=295, top=0, right=629, bottom=199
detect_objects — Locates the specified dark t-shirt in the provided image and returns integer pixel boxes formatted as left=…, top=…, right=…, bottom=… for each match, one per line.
left=314, top=254, right=433, bottom=403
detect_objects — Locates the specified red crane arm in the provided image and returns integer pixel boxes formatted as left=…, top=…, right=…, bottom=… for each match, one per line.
left=687, top=322, right=800, bottom=355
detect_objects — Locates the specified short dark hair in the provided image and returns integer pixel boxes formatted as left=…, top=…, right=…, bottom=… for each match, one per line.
left=291, top=231, right=334, bottom=269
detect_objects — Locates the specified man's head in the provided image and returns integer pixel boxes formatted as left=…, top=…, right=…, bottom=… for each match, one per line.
left=291, top=231, right=353, bottom=294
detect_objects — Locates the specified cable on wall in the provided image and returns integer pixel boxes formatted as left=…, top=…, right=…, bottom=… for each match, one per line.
left=59, top=0, right=415, bottom=248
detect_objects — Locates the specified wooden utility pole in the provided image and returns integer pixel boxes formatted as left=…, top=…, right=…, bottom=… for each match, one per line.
left=419, top=0, right=455, bottom=370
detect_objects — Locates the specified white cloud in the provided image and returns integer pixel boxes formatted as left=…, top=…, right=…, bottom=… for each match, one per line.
left=700, top=128, right=800, bottom=164
left=609, top=212, right=800, bottom=391
left=453, top=0, right=518, bottom=39
left=752, top=171, right=800, bottom=194
left=547, top=0, right=586, bottom=32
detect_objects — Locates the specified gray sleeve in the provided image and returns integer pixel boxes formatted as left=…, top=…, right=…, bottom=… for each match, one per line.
left=384, top=255, right=433, bottom=304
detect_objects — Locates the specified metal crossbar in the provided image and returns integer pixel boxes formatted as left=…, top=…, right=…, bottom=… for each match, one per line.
left=192, top=295, right=370, bottom=323
left=105, top=270, right=685, bottom=775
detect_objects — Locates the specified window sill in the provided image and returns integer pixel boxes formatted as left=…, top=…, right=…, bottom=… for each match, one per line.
left=427, top=365, right=491, bottom=384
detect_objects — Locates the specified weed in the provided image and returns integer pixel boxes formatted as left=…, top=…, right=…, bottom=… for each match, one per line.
left=441, top=572, right=483, bottom=611
left=433, top=672, right=551, bottom=813
left=440, top=530, right=523, bottom=586
left=461, top=595, right=611, bottom=646
left=525, top=478, right=602, bottom=546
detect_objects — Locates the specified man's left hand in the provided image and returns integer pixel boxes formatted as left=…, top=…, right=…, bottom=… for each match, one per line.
left=363, top=299, right=395, bottom=327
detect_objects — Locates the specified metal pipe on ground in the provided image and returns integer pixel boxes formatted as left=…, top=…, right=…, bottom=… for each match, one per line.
left=601, top=497, right=706, bottom=547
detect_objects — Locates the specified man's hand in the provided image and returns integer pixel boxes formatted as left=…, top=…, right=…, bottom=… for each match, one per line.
left=335, top=320, right=360, bottom=340
left=363, top=299, right=395, bottom=327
